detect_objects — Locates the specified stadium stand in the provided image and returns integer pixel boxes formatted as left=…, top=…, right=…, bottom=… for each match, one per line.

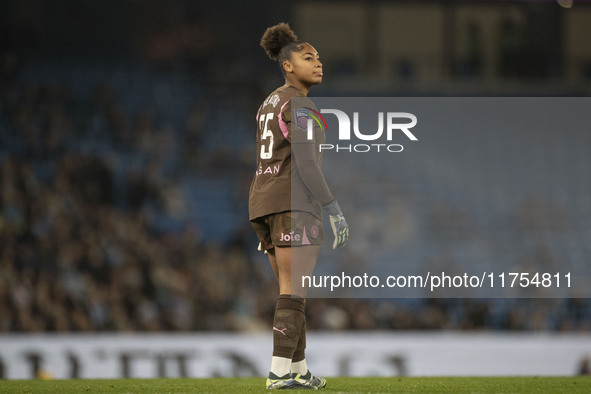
left=1, top=51, right=590, bottom=334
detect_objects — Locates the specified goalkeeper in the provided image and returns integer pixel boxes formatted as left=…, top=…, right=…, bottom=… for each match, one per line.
left=248, top=23, right=349, bottom=390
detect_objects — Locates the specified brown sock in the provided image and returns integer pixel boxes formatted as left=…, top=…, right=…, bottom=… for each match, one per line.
left=272, top=294, right=305, bottom=359
left=292, top=299, right=306, bottom=362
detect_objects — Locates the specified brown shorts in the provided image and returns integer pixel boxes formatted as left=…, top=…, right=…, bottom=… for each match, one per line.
left=251, top=211, right=324, bottom=251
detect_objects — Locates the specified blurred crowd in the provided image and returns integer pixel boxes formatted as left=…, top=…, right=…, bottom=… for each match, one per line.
left=1, top=53, right=590, bottom=334
left=0, top=53, right=271, bottom=332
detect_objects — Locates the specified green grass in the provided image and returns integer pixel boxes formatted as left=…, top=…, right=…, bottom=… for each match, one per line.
left=0, top=377, right=589, bottom=393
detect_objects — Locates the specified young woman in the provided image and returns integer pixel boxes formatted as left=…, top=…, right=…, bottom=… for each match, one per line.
left=248, top=23, right=349, bottom=390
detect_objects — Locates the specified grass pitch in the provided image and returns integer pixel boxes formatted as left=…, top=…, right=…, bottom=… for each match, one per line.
left=0, top=376, right=589, bottom=393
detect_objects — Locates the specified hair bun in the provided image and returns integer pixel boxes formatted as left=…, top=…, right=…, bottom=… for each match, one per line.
left=260, top=22, right=298, bottom=61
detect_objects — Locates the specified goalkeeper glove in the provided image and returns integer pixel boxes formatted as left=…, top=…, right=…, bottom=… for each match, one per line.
left=257, top=242, right=268, bottom=255
left=324, top=199, right=349, bottom=249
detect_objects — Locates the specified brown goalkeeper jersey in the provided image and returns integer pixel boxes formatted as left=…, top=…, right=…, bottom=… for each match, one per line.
left=249, top=84, right=334, bottom=221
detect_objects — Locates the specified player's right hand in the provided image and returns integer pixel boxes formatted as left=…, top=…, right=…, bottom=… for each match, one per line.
left=257, top=242, right=268, bottom=255
left=324, top=200, right=349, bottom=249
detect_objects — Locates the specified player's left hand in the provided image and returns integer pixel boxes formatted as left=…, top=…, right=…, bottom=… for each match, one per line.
left=324, top=200, right=349, bottom=249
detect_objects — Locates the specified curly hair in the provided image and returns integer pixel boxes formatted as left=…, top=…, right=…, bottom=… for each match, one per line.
left=260, top=23, right=305, bottom=73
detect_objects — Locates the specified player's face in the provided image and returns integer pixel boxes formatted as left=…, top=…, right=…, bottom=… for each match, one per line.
left=285, top=43, right=323, bottom=87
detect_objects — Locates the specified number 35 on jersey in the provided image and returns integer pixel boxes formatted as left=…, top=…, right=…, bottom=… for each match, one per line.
left=259, top=113, right=274, bottom=160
